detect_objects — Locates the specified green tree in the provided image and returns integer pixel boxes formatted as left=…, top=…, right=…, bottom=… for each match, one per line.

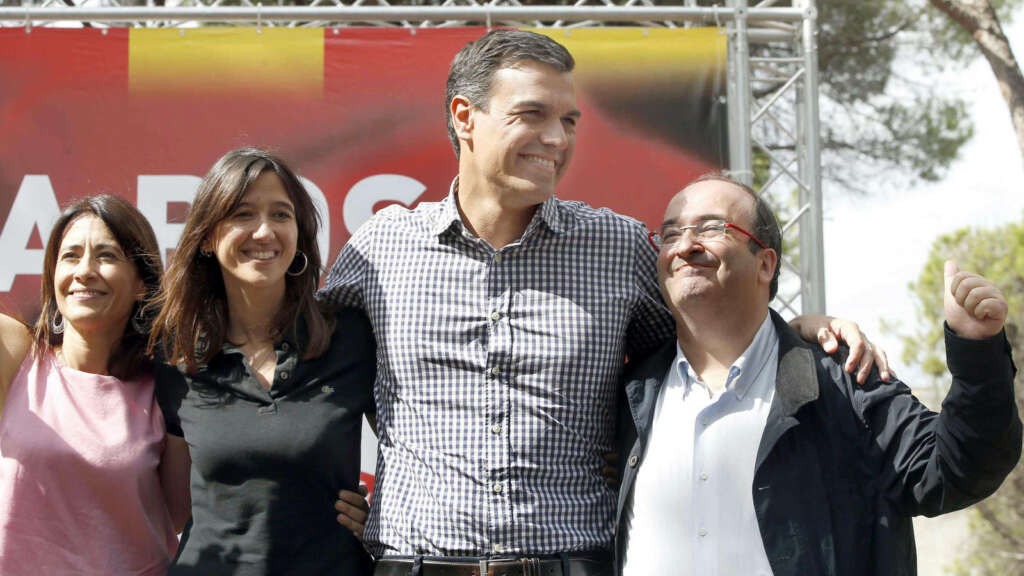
left=901, top=219, right=1024, bottom=574
left=813, top=0, right=974, bottom=188
left=782, top=0, right=1022, bottom=190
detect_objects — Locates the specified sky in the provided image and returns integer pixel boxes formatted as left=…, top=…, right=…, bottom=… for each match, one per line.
left=823, top=8, right=1024, bottom=391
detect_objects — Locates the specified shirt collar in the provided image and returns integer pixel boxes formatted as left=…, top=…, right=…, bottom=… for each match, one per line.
left=429, top=176, right=465, bottom=237
left=535, top=192, right=566, bottom=234
left=674, top=312, right=778, bottom=400
left=430, top=175, right=568, bottom=238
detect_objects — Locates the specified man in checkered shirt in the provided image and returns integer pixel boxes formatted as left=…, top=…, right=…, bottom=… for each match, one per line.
left=322, top=29, right=884, bottom=576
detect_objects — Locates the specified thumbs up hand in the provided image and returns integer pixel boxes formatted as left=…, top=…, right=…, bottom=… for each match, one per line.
left=944, top=260, right=1008, bottom=340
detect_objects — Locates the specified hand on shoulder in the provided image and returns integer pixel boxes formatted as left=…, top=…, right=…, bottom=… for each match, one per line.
left=789, top=313, right=891, bottom=383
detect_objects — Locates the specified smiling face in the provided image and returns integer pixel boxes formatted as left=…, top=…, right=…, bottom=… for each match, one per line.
left=207, top=171, right=298, bottom=296
left=657, top=180, right=775, bottom=317
left=54, top=215, right=144, bottom=337
left=457, top=60, right=580, bottom=208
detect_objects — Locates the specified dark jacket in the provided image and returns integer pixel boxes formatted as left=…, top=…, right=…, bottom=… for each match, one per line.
left=614, top=310, right=1021, bottom=576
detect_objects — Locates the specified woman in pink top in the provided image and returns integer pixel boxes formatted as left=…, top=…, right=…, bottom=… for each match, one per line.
left=0, top=195, right=191, bottom=575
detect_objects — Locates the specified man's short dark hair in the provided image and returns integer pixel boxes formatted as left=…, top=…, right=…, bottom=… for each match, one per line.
left=445, top=29, right=575, bottom=158
left=685, top=173, right=784, bottom=300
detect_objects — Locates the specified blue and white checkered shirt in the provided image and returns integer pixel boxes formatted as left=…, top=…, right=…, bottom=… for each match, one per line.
left=319, top=180, right=674, bottom=557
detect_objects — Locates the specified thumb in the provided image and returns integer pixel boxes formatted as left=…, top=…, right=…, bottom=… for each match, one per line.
left=943, top=259, right=958, bottom=299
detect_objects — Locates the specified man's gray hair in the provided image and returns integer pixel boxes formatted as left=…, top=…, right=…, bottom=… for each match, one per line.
left=445, top=29, right=575, bottom=158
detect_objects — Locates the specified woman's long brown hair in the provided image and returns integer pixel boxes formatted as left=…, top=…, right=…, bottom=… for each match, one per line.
left=37, top=195, right=163, bottom=380
left=149, top=148, right=332, bottom=372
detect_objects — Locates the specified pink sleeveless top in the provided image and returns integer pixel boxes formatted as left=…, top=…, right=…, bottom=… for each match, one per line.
left=0, top=352, right=178, bottom=575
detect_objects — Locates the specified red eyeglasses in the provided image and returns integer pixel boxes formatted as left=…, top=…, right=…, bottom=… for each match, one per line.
left=647, top=220, right=767, bottom=251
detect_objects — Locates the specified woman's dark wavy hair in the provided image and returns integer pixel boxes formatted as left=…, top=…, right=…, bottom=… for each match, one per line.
left=149, top=147, right=332, bottom=373
left=35, top=195, right=162, bottom=380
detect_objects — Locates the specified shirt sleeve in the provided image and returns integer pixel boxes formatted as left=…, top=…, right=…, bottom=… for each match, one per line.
left=317, top=215, right=376, bottom=310
left=626, top=220, right=676, bottom=359
left=153, top=361, right=188, bottom=437
left=856, top=325, right=1020, bottom=516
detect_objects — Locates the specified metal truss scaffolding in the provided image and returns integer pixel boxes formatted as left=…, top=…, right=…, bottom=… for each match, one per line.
left=1, top=0, right=825, bottom=316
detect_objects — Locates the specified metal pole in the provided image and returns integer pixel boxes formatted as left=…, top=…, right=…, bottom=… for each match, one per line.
left=797, top=0, right=825, bottom=314
left=727, top=0, right=753, bottom=187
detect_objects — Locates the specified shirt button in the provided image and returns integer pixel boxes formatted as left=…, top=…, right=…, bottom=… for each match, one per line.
left=699, top=528, right=708, bottom=537
left=700, top=472, right=709, bottom=481
left=492, top=482, right=504, bottom=494
left=493, top=254, right=503, bottom=264
left=279, top=371, right=290, bottom=381
left=493, top=543, right=504, bottom=553
left=628, top=454, right=639, bottom=468
left=701, top=417, right=709, bottom=426
left=281, top=342, right=289, bottom=352
left=490, top=311, right=501, bottom=321
left=491, top=424, right=502, bottom=435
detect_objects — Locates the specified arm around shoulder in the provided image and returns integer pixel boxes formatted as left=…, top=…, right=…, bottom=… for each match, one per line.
left=159, top=433, right=191, bottom=533
left=0, top=313, right=33, bottom=414
left=625, top=221, right=674, bottom=358
left=317, top=212, right=379, bottom=310
left=152, top=360, right=192, bottom=532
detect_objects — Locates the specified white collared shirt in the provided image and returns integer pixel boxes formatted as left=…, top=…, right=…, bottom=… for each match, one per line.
left=622, top=313, right=779, bottom=576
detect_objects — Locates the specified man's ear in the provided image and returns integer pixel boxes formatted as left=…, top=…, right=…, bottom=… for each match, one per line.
left=451, top=95, right=475, bottom=145
left=758, top=248, right=777, bottom=288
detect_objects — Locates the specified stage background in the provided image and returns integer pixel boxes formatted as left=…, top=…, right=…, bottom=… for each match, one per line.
left=0, top=26, right=727, bottom=486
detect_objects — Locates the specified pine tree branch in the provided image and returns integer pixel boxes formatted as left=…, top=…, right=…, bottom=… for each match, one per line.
left=929, top=0, right=1024, bottom=165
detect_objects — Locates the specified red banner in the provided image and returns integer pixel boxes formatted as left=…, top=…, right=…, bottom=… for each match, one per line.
left=0, top=26, right=726, bottom=319
left=1, top=25, right=726, bottom=487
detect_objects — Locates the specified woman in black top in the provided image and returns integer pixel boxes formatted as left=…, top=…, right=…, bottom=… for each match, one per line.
left=150, top=148, right=373, bottom=575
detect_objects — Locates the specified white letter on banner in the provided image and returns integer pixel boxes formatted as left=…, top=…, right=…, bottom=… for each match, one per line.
left=298, top=176, right=330, bottom=267
left=343, top=175, right=426, bottom=235
left=0, top=176, right=60, bottom=291
left=137, top=175, right=202, bottom=265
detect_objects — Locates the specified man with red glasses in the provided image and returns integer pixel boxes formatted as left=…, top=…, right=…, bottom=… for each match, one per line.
left=324, top=31, right=900, bottom=576
left=615, top=173, right=1021, bottom=576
